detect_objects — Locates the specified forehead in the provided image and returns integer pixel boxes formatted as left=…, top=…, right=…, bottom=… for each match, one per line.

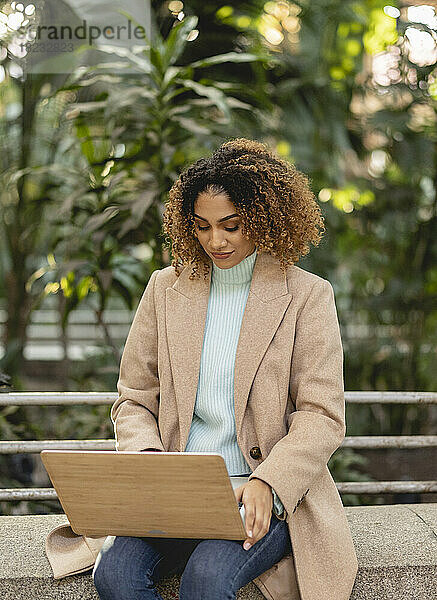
left=194, top=191, right=239, bottom=218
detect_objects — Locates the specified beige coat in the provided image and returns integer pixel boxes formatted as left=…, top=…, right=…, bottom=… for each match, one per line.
left=110, top=250, right=358, bottom=600
left=45, top=250, right=358, bottom=599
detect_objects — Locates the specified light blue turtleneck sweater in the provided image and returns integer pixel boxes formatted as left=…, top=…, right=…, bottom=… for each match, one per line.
left=184, top=248, right=285, bottom=518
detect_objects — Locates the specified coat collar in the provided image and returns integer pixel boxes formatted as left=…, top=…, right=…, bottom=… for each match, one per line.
left=165, top=251, right=293, bottom=451
left=171, top=249, right=289, bottom=302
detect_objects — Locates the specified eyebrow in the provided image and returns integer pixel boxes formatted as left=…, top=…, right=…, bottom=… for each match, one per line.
left=194, top=213, right=240, bottom=223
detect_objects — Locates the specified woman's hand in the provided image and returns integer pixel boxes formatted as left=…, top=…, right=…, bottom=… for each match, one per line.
left=234, top=477, right=273, bottom=550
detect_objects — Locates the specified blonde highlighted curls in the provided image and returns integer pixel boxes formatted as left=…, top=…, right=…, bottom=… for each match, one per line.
left=161, top=137, right=325, bottom=280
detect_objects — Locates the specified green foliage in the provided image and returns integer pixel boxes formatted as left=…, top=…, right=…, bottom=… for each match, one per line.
left=0, top=0, right=436, bottom=514
left=24, top=13, right=269, bottom=338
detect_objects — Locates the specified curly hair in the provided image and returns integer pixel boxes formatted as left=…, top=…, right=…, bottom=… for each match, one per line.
left=161, top=137, right=325, bottom=280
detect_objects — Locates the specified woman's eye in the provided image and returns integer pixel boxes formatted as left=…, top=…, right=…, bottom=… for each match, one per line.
left=197, top=225, right=239, bottom=232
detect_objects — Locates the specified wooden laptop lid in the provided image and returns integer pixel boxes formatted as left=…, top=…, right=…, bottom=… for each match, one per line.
left=40, top=450, right=247, bottom=540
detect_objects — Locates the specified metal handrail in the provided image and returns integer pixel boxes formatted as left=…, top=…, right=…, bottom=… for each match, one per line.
left=1, top=435, right=437, bottom=454
left=0, top=391, right=436, bottom=405
left=0, top=391, right=435, bottom=501
left=0, top=392, right=117, bottom=405
left=1, top=481, right=436, bottom=502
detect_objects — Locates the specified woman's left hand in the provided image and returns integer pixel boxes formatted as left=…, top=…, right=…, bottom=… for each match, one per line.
left=234, top=477, right=273, bottom=550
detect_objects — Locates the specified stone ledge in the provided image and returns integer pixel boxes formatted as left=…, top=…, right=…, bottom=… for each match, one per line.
left=0, top=503, right=436, bottom=599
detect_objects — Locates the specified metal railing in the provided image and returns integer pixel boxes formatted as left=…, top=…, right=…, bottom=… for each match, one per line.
left=0, top=391, right=436, bottom=502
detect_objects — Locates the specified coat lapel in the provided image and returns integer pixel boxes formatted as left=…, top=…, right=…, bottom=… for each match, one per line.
left=165, top=251, right=293, bottom=451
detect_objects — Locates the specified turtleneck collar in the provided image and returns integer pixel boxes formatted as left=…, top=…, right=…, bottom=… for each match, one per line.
left=212, top=248, right=257, bottom=285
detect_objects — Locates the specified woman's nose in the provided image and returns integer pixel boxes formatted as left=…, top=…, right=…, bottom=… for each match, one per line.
left=210, top=230, right=227, bottom=246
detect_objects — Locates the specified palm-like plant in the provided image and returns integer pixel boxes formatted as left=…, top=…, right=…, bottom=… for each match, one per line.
left=29, top=13, right=273, bottom=362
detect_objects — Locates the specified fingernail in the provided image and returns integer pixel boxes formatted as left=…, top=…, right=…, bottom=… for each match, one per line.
left=243, top=542, right=251, bottom=550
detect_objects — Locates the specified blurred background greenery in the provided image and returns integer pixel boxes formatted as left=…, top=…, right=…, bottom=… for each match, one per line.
left=0, top=0, right=436, bottom=515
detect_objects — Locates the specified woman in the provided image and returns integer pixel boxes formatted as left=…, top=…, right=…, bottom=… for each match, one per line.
left=92, top=138, right=358, bottom=600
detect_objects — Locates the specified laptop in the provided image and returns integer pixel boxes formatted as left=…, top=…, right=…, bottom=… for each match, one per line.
left=40, top=450, right=248, bottom=540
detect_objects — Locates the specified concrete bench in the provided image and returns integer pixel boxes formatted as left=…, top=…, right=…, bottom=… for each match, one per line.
left=0, top=504, right=436, bottom=599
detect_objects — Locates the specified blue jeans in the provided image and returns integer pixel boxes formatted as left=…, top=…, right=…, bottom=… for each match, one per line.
left=92, top=513, right=292, bottom=600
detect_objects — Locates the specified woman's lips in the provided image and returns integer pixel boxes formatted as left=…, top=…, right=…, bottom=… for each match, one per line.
left=211, top=251, right=234, bottom=259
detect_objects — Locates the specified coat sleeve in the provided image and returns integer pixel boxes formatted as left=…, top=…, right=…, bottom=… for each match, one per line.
left=110, top=269, right=165, bottom=452
left=248, top=278, right=345, bottom=515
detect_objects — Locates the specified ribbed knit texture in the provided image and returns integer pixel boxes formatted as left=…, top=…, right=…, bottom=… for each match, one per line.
left=184, top=248, right=284, bottom=517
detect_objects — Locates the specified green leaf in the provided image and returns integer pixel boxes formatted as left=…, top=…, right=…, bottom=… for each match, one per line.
left=76, top=276, right=94, bottom=301
left=89, top=44, right=152, bottom=74
left=175, top=79, right=231, bottom=120
left=162, top=66, right=182, bottom=88
left=189, top=51, right=267, bottom=70
left=76, top=123, right=95, bottom=164
left=112, top=277, right=134, bottom=310
left=149, top=45, right=165, bottom=76
left=172, top=116, right=213, bottom=135
left=84, top=207, right=120, bottom=232
left=162, top=15, right=199, bottom=70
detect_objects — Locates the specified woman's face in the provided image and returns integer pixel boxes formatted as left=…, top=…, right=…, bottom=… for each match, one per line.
left=193, top=191, right=256, bottom=269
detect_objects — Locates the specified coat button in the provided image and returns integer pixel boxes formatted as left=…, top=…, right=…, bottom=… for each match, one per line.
left=250, top=446, right=262, bottom=460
